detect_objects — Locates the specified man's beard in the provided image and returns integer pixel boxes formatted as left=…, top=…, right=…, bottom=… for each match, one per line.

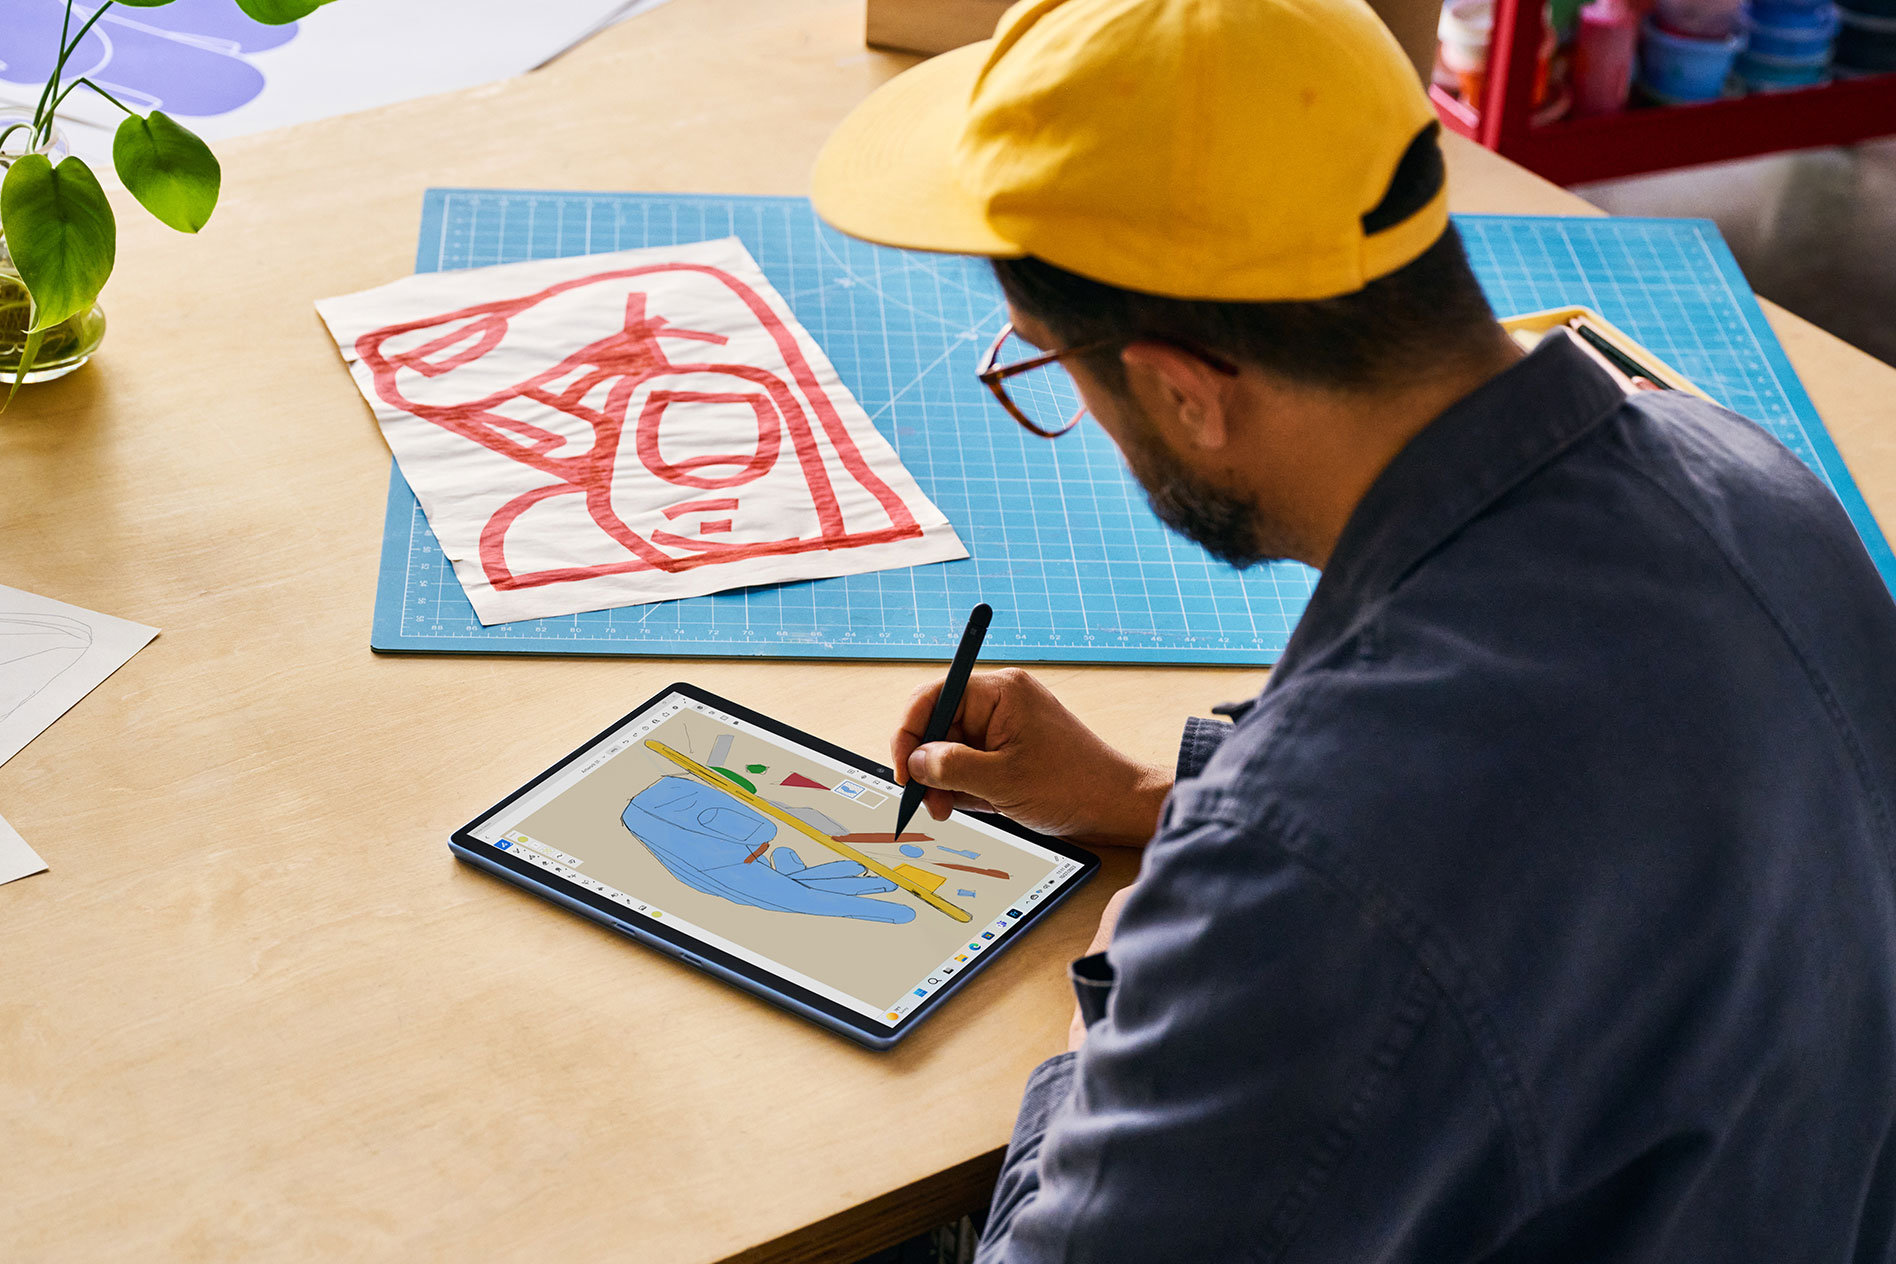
left=1121, top=424, right=1288, bottom=569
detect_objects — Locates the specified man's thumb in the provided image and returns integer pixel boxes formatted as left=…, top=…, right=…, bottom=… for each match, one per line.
left=908, top=741, right=1007, bottom=797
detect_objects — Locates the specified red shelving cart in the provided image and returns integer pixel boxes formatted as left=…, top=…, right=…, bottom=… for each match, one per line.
left=1432, top=0, right=1896, bottom=183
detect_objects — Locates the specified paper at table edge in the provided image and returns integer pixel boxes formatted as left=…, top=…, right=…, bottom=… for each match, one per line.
left=0, top=585, right=160, bottom=770
left=0, top=811, right=48, bottom=887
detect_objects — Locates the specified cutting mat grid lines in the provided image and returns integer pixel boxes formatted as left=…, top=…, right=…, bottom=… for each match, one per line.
left=371, top=191, right=1894, bottom=662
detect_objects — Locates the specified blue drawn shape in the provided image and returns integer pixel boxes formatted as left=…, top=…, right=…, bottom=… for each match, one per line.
left=938, top=846, right=980, bottom=860
left=957, top=888, right=977, bottom=898
left=0, top=0, right=293, bottom=118
left=898, top=843, right=924, bottom=859
left=621, top=777, right=915, bottom=924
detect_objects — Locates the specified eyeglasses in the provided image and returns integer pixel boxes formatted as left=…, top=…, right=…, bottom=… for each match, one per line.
left=977, top=322, right=1241, bottom=438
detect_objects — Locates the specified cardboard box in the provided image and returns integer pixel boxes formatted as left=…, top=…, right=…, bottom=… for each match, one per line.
left=866, top=0, right=1011, bottom=55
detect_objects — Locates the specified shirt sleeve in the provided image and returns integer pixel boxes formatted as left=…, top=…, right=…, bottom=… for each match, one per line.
left=976, top=811, right=1524, bottom=1264
left=1176, top=715, right=1233, bottom=780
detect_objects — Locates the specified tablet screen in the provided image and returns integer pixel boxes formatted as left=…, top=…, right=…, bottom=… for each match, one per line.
left=465, top=689, right=1089, bottom=1028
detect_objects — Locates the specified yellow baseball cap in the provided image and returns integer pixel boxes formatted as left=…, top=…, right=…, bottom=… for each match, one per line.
left=812, top=0, right=1448, bottom=302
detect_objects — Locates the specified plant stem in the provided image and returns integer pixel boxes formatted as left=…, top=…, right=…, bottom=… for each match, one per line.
left=30, top=1, right=76, bottom=135
left=50, top=76, right=138, bottom=120
left=36, top=1, right=118, bottom=148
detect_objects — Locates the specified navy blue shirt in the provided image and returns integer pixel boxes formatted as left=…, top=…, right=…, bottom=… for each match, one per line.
left=978, top=334, right=1896, bottom=1262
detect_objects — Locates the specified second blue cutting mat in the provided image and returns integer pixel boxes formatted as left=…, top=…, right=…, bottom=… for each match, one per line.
left=369, top=189, right=1895, bottom=663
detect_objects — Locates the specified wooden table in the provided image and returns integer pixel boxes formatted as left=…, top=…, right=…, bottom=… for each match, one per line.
left=3, top=2, right=1891, bottom=1259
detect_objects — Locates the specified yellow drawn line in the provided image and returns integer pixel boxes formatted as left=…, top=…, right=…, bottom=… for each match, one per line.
left=644, top=740, right=972, bottom=923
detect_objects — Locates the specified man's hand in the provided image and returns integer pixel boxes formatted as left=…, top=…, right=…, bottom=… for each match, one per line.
left=891, top=669, right=1171, bottom=848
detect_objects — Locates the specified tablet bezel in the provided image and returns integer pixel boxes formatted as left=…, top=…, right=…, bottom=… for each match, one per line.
left=449, top=681, right=1099, bottom=1049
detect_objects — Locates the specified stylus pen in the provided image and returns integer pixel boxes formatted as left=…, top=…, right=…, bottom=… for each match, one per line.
left=893, top=603, right=994, bottom=841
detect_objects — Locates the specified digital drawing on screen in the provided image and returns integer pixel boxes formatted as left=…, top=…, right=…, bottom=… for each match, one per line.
left=640, top=740, right=971, bottom=922
left=621, top=777, right=919, bottom=924
left=500, top=699, right=1073, bottom=1020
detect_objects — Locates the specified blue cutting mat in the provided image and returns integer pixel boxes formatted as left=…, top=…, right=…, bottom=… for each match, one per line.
left=368, top=190, right=1895, bottom=662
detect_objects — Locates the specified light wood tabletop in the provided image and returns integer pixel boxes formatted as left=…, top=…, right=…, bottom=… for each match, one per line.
left=2, top=1, right=1891, bottom=1260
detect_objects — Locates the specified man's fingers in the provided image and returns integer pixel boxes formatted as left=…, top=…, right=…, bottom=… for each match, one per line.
left=892, top=670, right=1020, bottom=789
left=891, top=729, right=919, bottom=786
left=893, top=680, right=951, bottom=786
left=908, top=740, right=1011, bottom=805
left=906, top=741, right=959, bottom=790
left=901, top=679, right=944, bottom=733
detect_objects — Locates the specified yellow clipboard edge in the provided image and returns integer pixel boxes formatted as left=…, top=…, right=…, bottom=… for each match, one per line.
left=1501, top=305, right=1717, bottom=404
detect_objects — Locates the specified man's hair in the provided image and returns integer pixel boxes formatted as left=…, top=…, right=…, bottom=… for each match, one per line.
left=992, top=146, right=1500, bottom=396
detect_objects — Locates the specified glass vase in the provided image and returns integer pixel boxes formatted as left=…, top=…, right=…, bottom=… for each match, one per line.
left=0, top=109, right=106, bottom=384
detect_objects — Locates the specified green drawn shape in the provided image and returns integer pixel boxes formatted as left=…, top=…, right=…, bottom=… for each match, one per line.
left=711, top=767, right=757, bottom=794
left=746, top=764, right=767, bottom=774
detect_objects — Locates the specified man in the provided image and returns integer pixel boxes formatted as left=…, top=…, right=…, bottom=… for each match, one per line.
left=812, top=0, right=1896, bottom=1258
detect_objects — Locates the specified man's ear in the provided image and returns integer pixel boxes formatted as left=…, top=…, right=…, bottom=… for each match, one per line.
left=1119, top=342, right=1234, bottom=452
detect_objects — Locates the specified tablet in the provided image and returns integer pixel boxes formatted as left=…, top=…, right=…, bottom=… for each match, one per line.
left=450, top=683, right=1098, bottom=1049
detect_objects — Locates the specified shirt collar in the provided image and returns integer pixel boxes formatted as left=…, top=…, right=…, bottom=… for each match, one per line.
left=1273, top=330, right=1630, bottom=675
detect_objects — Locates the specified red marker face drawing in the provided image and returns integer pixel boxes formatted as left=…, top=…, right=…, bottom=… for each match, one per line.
left=350, top=260, right=928, bottom=595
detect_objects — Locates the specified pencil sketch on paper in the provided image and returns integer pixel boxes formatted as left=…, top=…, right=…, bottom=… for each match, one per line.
left=0, top=613, right=93, bottom=724
left=317, top=238, right=966, bottom=624
left=0, top=585, right=160, bottom=771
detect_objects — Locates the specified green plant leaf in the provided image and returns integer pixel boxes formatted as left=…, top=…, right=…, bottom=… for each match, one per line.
left=233, top=0, right=339, bottom=23
left=114, top=112, right=221, bottom=233
left=0, top=154, right=116, bottom=332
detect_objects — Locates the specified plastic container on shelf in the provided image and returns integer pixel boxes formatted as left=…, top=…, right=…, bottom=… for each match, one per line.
left=1574, top=0, right=1642, bottom=111
left=1636, top=71, right=1745, bottom=101
left=1749, top=0, right=1838, bottom=19
left=1735, top=44, right=1835, bottom=83
left=1639, top=17, right=1748, bottom=97
left=1437, top=0, right=1560, bottom=104
left=1438, top=0, right=1495, bottom=99
left=1654, top=0, right=1746, bottom=35
left=1742, top=3, right=1840, bottom=52
left=1836, top=5, right=1896, bottom=66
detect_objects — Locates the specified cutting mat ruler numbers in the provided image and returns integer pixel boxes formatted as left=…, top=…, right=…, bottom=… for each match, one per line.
left=369, top=191, right=1895, bottom=662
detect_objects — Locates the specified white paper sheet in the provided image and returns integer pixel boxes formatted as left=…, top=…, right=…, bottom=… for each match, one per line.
left=317, top=238, right=968, bottom=624
left=536, top=0, right=683, bottom=68
left=0, top=811, right=48, bottom=888
left=0, top=585, right=159, bottom=769
left=0, top=0, right=647, bottom=173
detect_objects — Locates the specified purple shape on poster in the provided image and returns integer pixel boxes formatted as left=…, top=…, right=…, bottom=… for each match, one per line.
left=0, top=0, right=294, bottom=118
